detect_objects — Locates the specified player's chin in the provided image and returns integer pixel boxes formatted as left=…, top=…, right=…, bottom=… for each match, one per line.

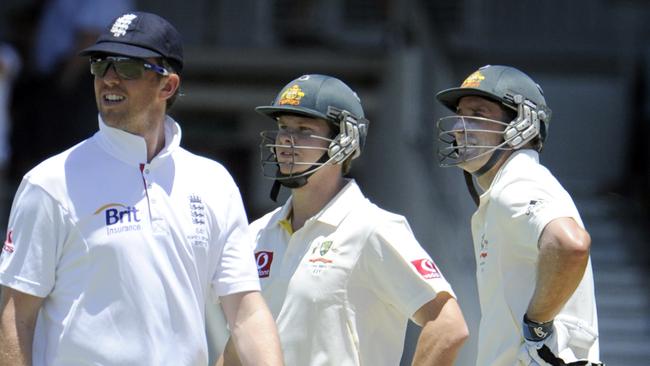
left=99, top=110, right=128, bottom=127
left=278, top=163, right=308, bottom=176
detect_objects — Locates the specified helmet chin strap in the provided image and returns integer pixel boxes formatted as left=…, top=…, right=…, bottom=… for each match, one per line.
left=464, top=149, right=509, bottom=206
left=269, top=152, right=331, bottom=202
left=472, top=149, right=506, bottom=177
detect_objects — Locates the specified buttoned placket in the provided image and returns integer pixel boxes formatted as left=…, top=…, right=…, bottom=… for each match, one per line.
left=139, top=162, right=166, bottom=234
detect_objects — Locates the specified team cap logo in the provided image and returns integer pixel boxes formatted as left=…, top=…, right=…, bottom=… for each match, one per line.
left=110, top=14, right=138, bottom=37
left=460, top=70, right=485, bottom=88
left=279, top=84, right=305, bottom=106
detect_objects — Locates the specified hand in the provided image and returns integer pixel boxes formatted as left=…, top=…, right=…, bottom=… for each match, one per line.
left=517, top=314, right=605, bottom=366
left=519, top=341, right=562, bottom=366
left=518, top=313, right=557, bottom=366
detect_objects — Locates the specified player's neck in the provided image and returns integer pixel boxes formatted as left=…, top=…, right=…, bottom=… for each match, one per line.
left=290, top=170, right=345, bottom=231
left=143, top=122, right=166, bottom=162
left=475, top=152, right=510, bottom=190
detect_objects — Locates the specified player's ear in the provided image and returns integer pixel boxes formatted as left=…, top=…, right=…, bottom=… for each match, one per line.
left=160, top=73, right=180, bottom=100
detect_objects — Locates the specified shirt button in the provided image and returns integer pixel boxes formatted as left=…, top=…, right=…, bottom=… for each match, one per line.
left=144, top=169, right=150, bottom=174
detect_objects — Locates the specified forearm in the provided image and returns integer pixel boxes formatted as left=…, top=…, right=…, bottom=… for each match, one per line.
left=216, top=337, right=242, bottom=366
left=0, top=323, right=31, bottom=366
left=0, top=298, right=35, bottom=366
left=221, top=291, right=283, bottom=366
left=230, top=306, right=282, bottom=366
left=411, top=295, right=468, bottom=366
left=527, top=218, right=590, bottom=322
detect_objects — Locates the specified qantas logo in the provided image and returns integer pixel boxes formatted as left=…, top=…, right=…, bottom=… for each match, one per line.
left=255, top=251, right=274, bottom=278
left=3, top=230, right=14, bottom=253
left=94, top=203, right=142, bottom=235
left=411, top=258, right=441, bottom=279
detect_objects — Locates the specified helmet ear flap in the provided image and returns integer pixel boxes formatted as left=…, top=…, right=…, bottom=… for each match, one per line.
left=326, top=107, right=368, bottom=163
left=503, top=96, right=542, bottom=149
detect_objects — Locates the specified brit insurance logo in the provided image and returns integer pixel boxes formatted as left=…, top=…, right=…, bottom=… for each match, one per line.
left=94, top=203, right=142, bottom=236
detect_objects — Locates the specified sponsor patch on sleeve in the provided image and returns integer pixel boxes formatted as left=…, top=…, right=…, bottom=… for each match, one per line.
left=255, top=251, right=274, bottom=278
left=411, top=258, right=441, bottom=279
left=2, top=230, right=14, bottom=254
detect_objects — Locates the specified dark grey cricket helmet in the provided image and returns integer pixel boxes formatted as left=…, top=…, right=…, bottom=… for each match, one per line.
left=437, top=65, right=552, bottom=146
left=256, top=74, right=369, bottom=196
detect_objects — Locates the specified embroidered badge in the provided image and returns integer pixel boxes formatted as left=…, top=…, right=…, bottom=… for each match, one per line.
left=411, top=258, right=441, bottom=279
left=255, top=251, right=274, bottom=278
left=189, top=195, right=206, bottom=225
left=279, top=84, right=305, bottom=106
left=461, top=70, right=485, bottom=88
left=111, top=14, right=137, bottom=37
left=319, top=240, right=333, bottom=256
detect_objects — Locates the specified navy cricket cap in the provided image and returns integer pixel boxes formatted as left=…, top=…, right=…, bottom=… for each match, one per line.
left=79, top=12, right=183, bottom=72
left=255, top=74, right=365, bottom=123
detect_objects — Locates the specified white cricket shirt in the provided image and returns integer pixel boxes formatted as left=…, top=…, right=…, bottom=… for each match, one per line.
left=472, top=150, right=600, bottom=366
left=0, top=116, right=260, bottom=366
left=250, top=180, right=455, bottom=366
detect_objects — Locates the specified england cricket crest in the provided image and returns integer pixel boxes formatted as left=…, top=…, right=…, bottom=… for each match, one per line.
left=189, top=195, right=206, bottom=225
left=186, top=194, right=208, bottom=248
left=110, top=14, right=137, bottom=37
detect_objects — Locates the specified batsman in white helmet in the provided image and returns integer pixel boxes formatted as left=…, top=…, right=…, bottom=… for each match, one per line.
left=435, top=65, right=604, bottom=366
left=219, top=74, right=469, bottom=365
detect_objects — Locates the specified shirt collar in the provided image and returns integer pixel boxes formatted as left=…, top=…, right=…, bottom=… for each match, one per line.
left=273, top=179, right=366, bottom=231
left=94, top=114, right=182, bottom=167
left=482, top=149, right=540, bottom=196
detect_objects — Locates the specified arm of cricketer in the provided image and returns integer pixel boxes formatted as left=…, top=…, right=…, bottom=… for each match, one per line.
left=411, top=292, right=469, bottom=366
left=0, top=286, right=45, bottom=366
left=219, top=290, right=283, bottom=366
left=527, top=217, right=591, bottom=322
left=519, top=217, right=596, bottom=365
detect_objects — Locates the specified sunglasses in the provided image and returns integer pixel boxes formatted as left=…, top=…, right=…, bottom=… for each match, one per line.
left=90, top=56, right=170, bottom=80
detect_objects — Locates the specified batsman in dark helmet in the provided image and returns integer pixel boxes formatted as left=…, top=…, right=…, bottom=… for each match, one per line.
left=256, top=74, right=369, bottom=200
left=435, top=65, right=604, bottom=366
left=220, top=74, right=469, bottom=365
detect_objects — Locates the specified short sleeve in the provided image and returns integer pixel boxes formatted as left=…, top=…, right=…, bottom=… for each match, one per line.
left=210, top=188, right=260, bottom=301
left=0, top=180, right=68, bottom=297
left=357, top=216, right=456, bottom=321
left=494, top=178, right=581, bottom=250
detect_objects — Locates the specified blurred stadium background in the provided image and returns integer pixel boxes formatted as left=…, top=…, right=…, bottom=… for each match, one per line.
left=1, top=1, right=649, bottom=365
